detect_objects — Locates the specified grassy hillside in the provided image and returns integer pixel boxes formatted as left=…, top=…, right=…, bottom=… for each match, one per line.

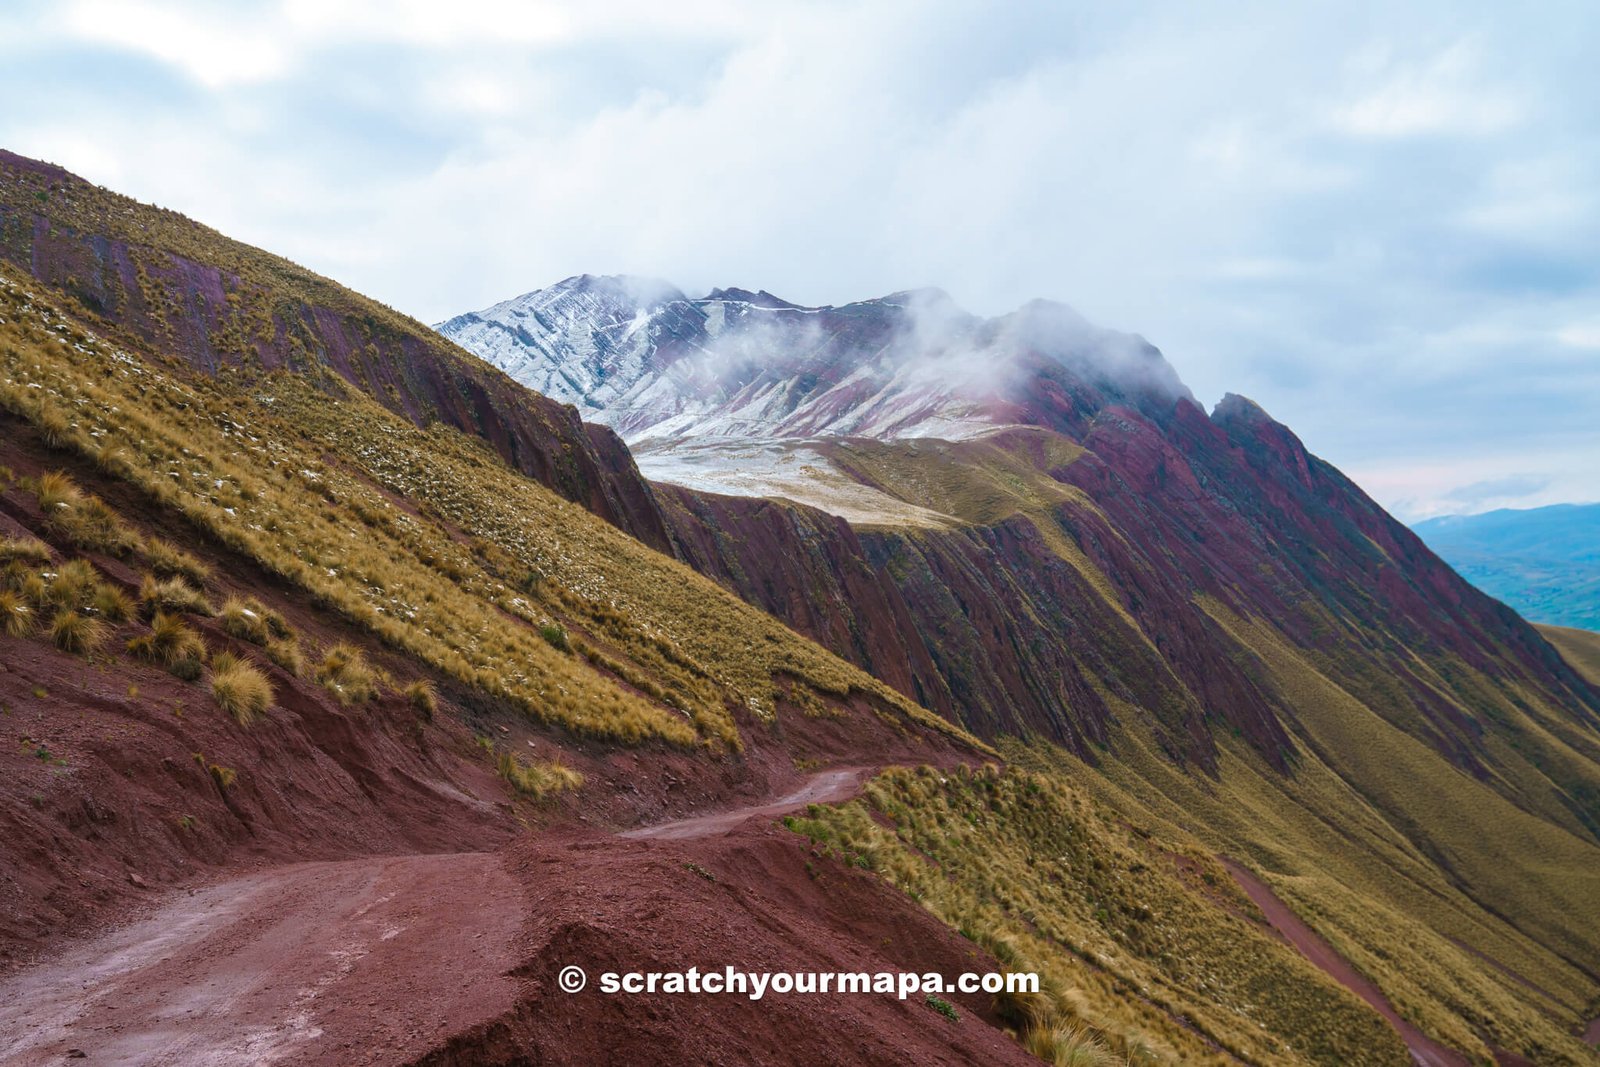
left=1543, top=624, right=1600, bottom=688
left=789, top=764, right=1414, bottom=1066
left=0, top=264, right=970, bottom=755
left=756, top=435, right=1600, bottom=1062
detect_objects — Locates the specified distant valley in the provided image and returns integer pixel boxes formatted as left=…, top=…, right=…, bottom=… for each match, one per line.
left=1415, top=503, right=1600, bottom=631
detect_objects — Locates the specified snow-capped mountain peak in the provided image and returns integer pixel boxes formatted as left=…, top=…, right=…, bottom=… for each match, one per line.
left=437, top=278, right=1191, bottom=447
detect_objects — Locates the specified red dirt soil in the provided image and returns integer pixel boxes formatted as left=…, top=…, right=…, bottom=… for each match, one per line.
left=0, top=769, right=1032, bottom=1066
left=1220, top=858, right=1469, bottom=1067
left=0, top=852, right=523, bottom=1065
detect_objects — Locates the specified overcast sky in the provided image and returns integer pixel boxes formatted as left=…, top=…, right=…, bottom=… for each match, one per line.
left=2, top=0, right=1596, bottom=520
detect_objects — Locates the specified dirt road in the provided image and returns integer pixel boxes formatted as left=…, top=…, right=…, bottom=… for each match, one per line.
left=0, top=852, right=523, bottom=1066
left=0, top=769, right=871, bottom=1066
left=620, top=766, right=867, bottom=841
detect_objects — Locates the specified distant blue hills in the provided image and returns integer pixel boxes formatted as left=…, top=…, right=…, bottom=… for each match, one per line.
left=1414, top=502, right=1600, bottom=631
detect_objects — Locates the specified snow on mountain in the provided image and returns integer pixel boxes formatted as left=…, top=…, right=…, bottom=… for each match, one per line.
left=437, top=276, right=1193, bottom=519
left=437, top=277, right=1189, bottom=445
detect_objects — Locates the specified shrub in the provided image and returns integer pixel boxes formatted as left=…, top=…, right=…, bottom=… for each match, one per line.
left=144, top=538, right=211, bottom=583
left=139, top=574, right=213, bottom=617
left=538, top=622, right=570, bottom=652
left=0, top=537, right=50, bottom=565
left=0, top=590, right=34, bottom=637
left=314, top=643, right=377, bottom=705
left=127, top=611, right=206, bottom=679
left=925, top=995, right=959, bottom=1023
left=402, top=679, right=438, bottom=720
left=51, top=610, right=107, bottom=655
left=265, top=635, right=305, bottom=676
left=210, top=652, right=273, bottom=725
left=495, top=750, right=584, bottom=799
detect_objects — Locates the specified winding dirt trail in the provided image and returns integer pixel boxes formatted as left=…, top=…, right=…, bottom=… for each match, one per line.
left=0, top=769, right=873, bottom=1066
left=1220, top=858, right=1469, bottom=1067
left=620, top=766, right=868, bottom=841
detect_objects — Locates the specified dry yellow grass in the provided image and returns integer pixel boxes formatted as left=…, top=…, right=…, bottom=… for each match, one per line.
left=313, top=643, right=378, bottom=706
left=1539, top=623, right=1600, bottom=687
left=0, top=590, right=35, bottom=636
left=0, top=536, right=51, bottom=565
left=788, top=764, right=1411, bottom=1066
left=139, top=574, right=214, bottom=617
left=50, top=609, right=106, bottom=655
left=495, top=748, right=584, bottom=799
left=209, top=651, right=274, bottom=725
left=0, top=262, right=975, bottom=755
left=127, top=611, right=208, bottom=679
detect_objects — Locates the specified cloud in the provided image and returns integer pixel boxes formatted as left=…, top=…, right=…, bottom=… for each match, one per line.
left=1442, top=475, right=1550, bottom=506
left=1, top=0, right=1597, bottom=519
left=1330, top=41, right=1524, bottom=138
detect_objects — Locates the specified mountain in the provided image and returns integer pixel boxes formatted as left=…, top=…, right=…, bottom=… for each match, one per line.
left=447, top=274, right=1600, bottom=1062
left=436, top=275, right=1189, bottom=448
left=1416, top=503, right=1600, bottom=631
left=443, top=276, right=1600, bottom=767
left=4, top=152, right=1600, bottom=1064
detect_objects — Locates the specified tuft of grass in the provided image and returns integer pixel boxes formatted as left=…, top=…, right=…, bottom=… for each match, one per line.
left=0, top=590, right=35, bottom=636
left=127, top=611, right=207, bottom=679
left=34, top=470, right=80, bottom=513
left=17, top=573, right=48, bottom=608
left=219, top=595, right=276, bottom=644
left=1022, top=1021, right=1119, bottom=1067
left=208, top=763, right=237, bottom=790
left=139, top=574, right=213, bottom=617
left=50, top=609, right=107, bottom=655
left=495, top=749, right=584, bottom=799
left=402, top=679, right=437, bottom=720
left=265, top=635, right=305, bottom=676
left=314, top=642, right=377, bottom=705
left=90, top=582, right=134, bottom=623
left=36, top=406, right=73, bottom=449
left=0, top=537, right=51, bottom=565
left=143, top=538, right=212, bottom=584
left=46, top=490, right=142, bottom=557
left=37, top=483, right=142, bottom=563
left=49, top=558, right=99, bottom=608
left=209, top=651, right=273, bottom=725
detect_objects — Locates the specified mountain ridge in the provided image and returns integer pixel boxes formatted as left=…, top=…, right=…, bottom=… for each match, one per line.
left=436, top=274, right=1191, bottom=447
